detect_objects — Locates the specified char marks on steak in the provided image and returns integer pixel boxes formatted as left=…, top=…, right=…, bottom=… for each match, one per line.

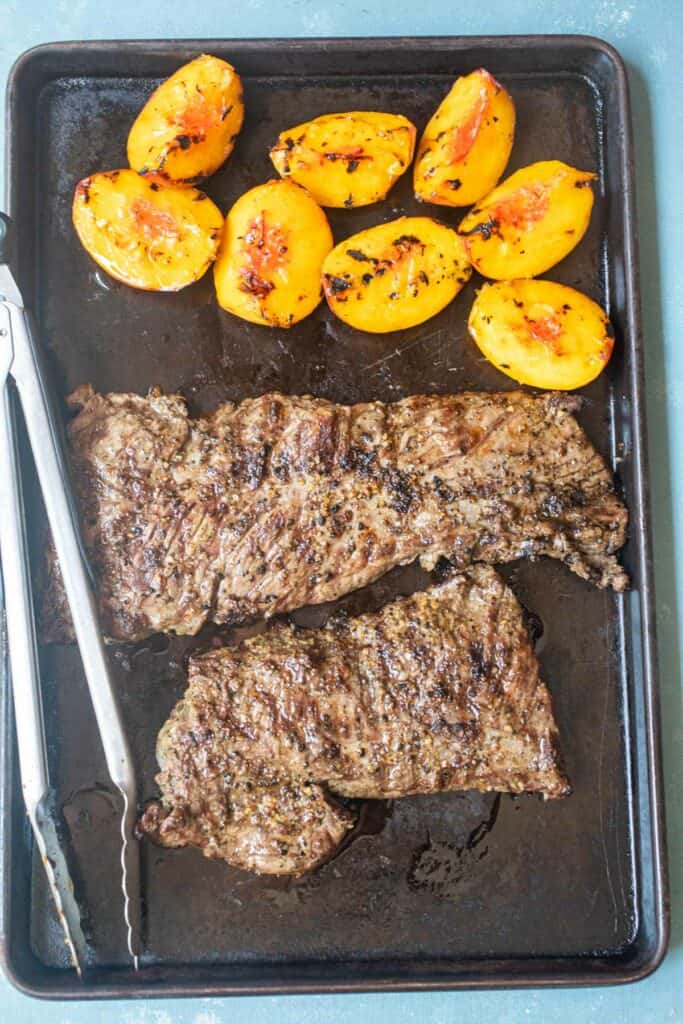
left=140, top=566, right=569, bottom=875
left=46, top=386, right=627, bottom=642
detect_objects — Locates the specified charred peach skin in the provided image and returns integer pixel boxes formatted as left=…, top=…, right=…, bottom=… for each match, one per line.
left=468, top=279, right=614, bottom=389
left=270, top=111, right=416, bottom=208
left=322, top=216, right=471, bottom=333
left=414, top=68, right=515, bottom=207
left=72, top=169, right=223, bottom=291
left=214, top=179, right=333, bottom=327
left=127, top=54, right=244, bottom=184
left=458, top=160, right=596, bottom=280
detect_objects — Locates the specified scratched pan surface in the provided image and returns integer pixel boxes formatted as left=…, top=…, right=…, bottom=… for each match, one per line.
left=0, top=38, right=667, bottom=997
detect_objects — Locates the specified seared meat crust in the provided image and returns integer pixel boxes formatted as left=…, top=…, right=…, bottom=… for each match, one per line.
left=140, top=566, right=569, bottom=875
left=46, top=386, right=627, bottom=642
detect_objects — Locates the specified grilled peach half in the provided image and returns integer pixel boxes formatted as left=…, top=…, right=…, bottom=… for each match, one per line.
left=468, top=279, right=614, bottom=389
left=214, top=179, right=333, bottom=327
left=414, top=68, right=515, bottom=207
left=322, top=216, right=471, bottom=333
left=458, top=160, right=596, bottom=280
left=72, top=169, right=223, bottom=291
left=270, top=111, right=416, bottom=208
left=127, top=54, right=244, bottom=183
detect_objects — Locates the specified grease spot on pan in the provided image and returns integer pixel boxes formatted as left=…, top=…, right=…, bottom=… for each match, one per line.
left=407, top=793, right=501, bottom=899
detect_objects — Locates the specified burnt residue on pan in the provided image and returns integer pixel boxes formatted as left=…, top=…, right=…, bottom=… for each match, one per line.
left=407, top=794, right=501, bottom=899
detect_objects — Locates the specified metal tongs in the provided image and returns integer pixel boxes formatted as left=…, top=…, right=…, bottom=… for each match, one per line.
left=0, top=213, right=141, bottom=973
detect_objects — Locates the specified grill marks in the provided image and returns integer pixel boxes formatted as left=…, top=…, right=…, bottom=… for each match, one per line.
left=44, top=387, right=628, bottom=643
left=140, top=566, right=570, bottom=875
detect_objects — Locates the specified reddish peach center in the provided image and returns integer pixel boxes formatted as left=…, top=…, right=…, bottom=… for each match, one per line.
left=526, top=314, right=563, bottom=353
left=174, top=95, right=220, bottom=139
left=492, top=184, right=550, bottom=230
left=131, top=198, right=179, bottom=240
left=449, top=88, right=489, bottom=163
left=243, top=213, right=288, bottom=274
left=333, top=145, right=365, bottom=158
left=239, top=213, right=288, bottom=296
left=321, top=145, right=369, bottom=165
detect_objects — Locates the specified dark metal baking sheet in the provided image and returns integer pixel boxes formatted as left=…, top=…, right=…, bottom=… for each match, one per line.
left=0, top=36, right=668, bottom=997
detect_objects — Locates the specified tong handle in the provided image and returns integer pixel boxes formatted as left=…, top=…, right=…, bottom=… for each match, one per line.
left=0, top=376, right=49, bottom=813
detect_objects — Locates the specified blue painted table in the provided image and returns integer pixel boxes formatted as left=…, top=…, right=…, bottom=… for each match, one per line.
left=0, top=1, right=680, bottom=1020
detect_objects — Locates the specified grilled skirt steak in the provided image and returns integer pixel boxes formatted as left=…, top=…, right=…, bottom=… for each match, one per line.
left=46, top=386, right=626, bottom=642
left=140, top=566, right=570, bottom=875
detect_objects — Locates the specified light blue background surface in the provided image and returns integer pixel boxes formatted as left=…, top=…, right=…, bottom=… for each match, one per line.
left=0, top=0, right=681, bottom=1020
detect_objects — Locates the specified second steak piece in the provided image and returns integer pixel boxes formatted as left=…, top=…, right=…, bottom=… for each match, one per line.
left=140, top=566, right=570, bottom=876
left=53, top=386, right=626, bottom=641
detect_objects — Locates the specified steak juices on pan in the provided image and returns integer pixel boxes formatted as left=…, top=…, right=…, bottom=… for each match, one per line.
left=57, top=57, right=628, bottom=877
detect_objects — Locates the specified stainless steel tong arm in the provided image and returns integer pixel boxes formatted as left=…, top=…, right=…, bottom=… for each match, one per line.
left=0, top=222, right=141, bottom=966
left=0, top=321, right=86, bottom=974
